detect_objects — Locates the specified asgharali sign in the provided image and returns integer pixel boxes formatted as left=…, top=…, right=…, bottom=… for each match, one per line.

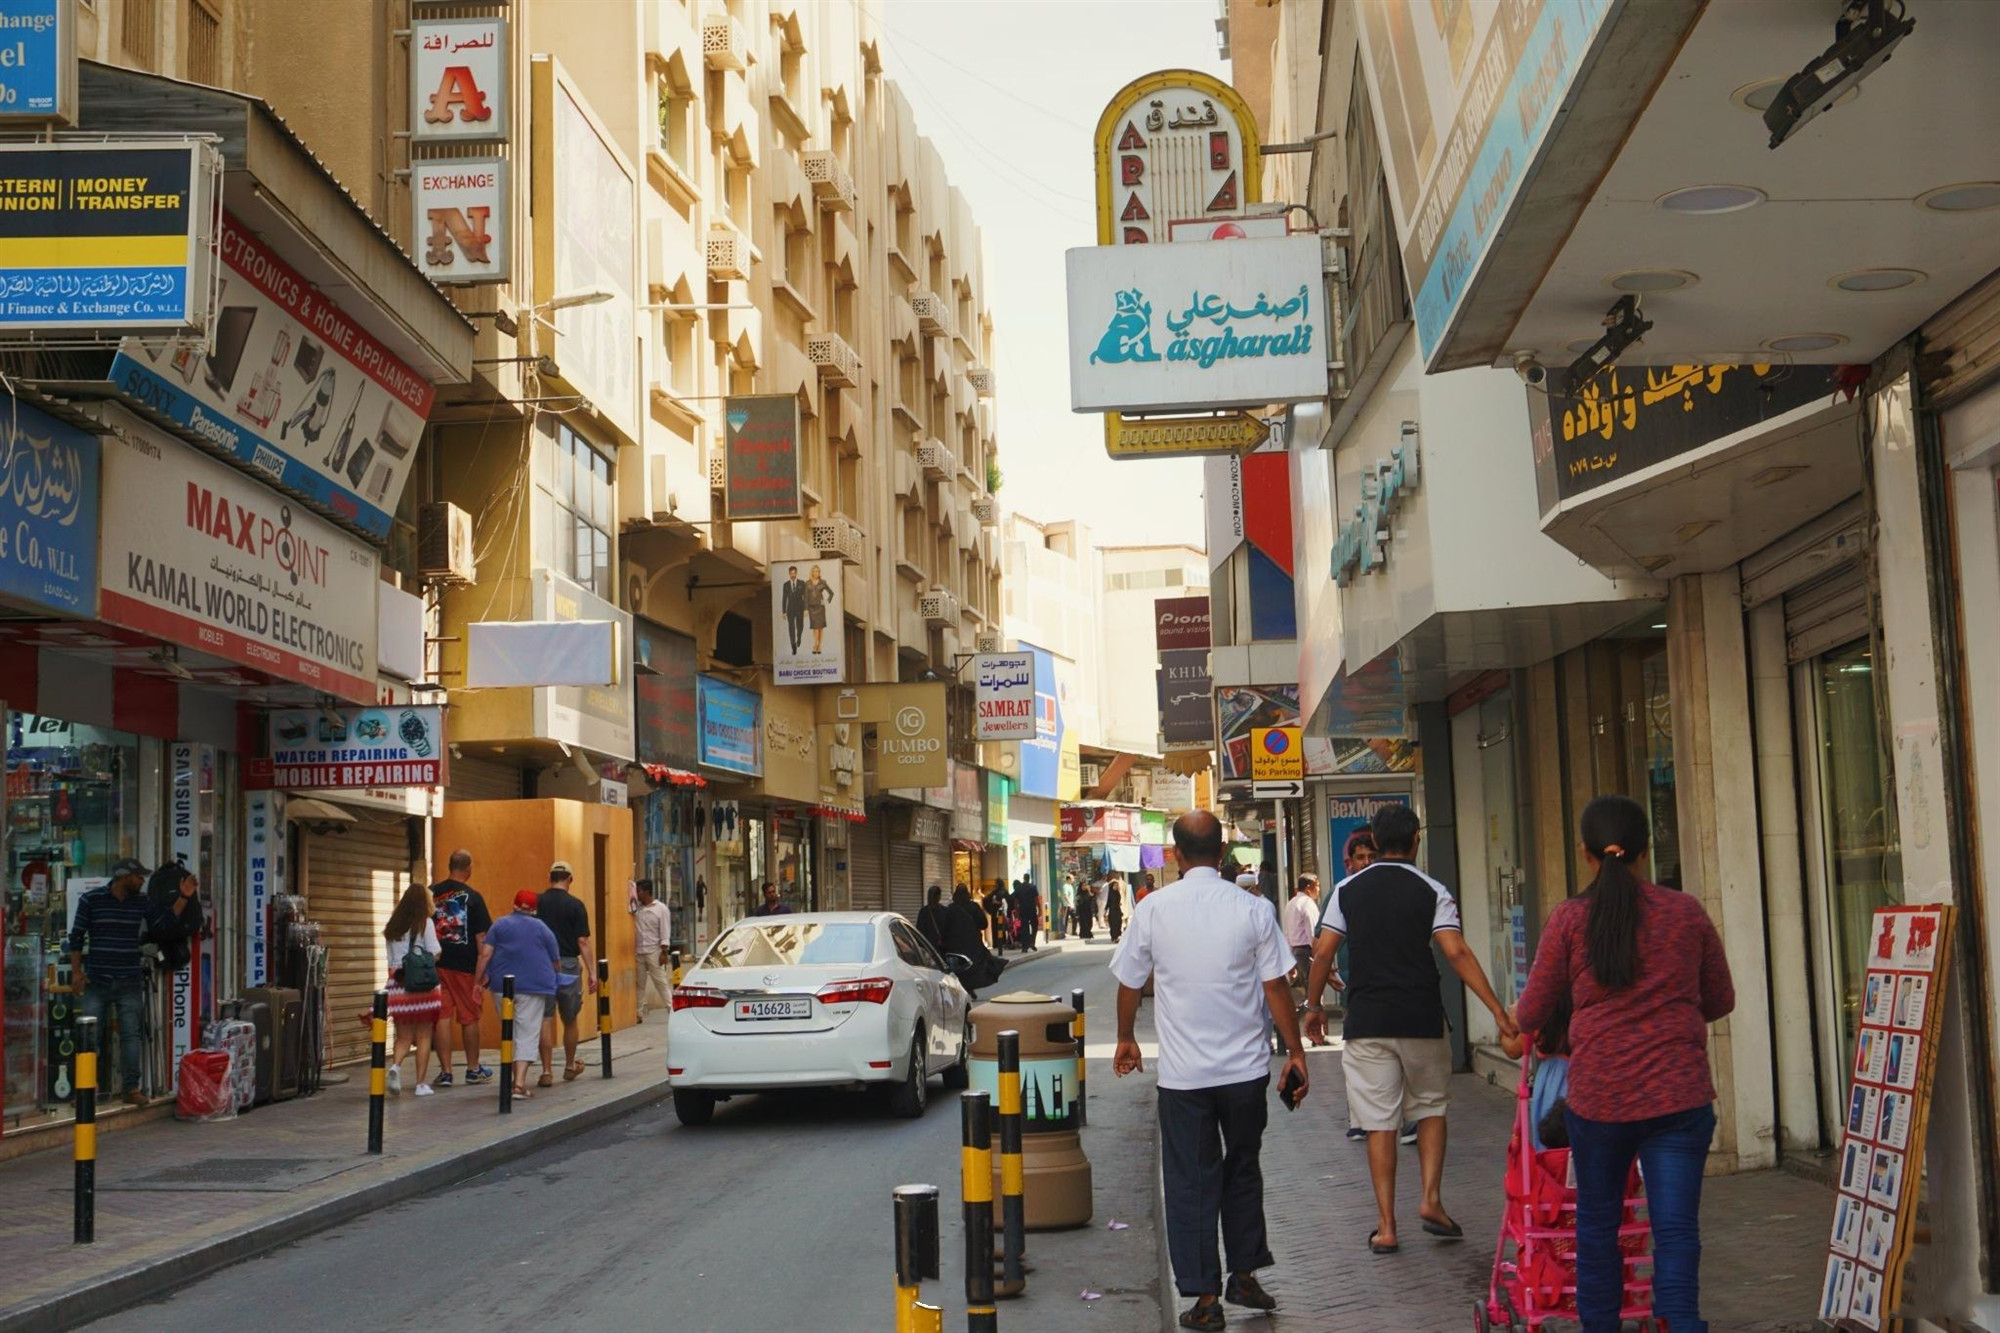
left=1067, top=236, right=1325, bottom=415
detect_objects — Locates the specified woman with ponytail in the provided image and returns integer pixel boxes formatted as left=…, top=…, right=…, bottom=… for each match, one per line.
left=1515, top=795, right=1736, bottom=1333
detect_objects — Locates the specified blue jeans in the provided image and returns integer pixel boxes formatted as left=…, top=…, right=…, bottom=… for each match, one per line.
left=1565, top=1102, right=1716, bottom=1333
left=79, top=976, right=147, bottom=1093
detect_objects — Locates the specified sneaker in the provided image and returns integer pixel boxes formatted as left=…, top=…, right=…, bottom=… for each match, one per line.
left=434, top=1072, right=454, bottom=1089
left=465, top=1066, right=495, bottom=1085
left=414, top=1083, right=435, bottom=1097
left=386, top=1066, right=402, bottom=1094
left=1399, top=1122, right=1418, bottom=1146
left=1345, top=1125, right=1367, bottom=1142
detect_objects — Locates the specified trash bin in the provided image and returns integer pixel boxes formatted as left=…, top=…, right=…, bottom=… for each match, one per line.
left=968, top=991, right=1092, bottom=1229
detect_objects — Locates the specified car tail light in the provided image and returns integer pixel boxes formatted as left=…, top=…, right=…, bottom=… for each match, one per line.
left=672, top=985, right=726, bottom=1011
left=817, top=976, right=894, bottom=1005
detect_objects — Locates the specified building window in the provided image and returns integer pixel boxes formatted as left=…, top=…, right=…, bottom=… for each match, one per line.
left=184, top=0, right=220, bottom=84
left=656, top=70, right=695, bottom=175
left=538, top=420, right=614, bottom=597
left=122, top=0, right=158, bottom=68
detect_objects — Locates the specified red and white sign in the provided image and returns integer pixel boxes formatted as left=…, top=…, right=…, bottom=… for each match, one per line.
left=97, top=410, right=379, bottom=702
left=1060, top=805, right=1140, bottom=844
left=412, top=19, right=508, bottom=144
left=974, top=651, right=1037, bottom=741
left=413, top=158, right=508, bottom=285
left=1154, top=595, right=1211, bottom=650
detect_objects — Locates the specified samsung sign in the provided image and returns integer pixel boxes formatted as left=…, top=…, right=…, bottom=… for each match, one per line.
left=1066, top=235, right=1327, bottom=414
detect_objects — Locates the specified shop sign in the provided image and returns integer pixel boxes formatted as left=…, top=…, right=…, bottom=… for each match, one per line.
left=759, top=687, right=819, bottom=804
left=97, top=412, right=380, bottom=702
left=985, top=770, right=1009, bottom=845
left=243, top=790, right=284, bottom=988
left=0, top=141, right=212, bottom=333
left=819, top=680, right=947, bottom=790
left=952, top=762, right=984, bottom=842
left=1250, top=726, right=1303, bottom=782
left=168, top=742, right=196, bottom=1085
left=1067, top=236, right=1325, bottom=414
left=108, top=214, right=437, bottom=541
left=634, top=618, right=698, bottom=768
left=0, top=398, right=96, bottom=616
left=413, top=158, right=507, bottom=285
left=1094, top=70, right=1260, bottom=248
left=697, top=674, right=762, bottom=777
left=973, top=650, right=1036, bottom=742
left=531, top=569, right=634, bottom=761
left=1060, top=805, right=1139, bottom=844
left=1157, top=648, right=1213, bottom=746
left=0, top=0, right=76, bottom=124
left=267, top=705, right=445, bottom=788
left=1820, top=904, right=1957, bottom=1330
left=1217, top=683, right=1298, bottom=782
left=1014, top=644, right=1065, bottom=800
left=1328, top=792, right=1410, bottom=874
left=411, top=19, right=508, bottom=144
left=1153, top=595, right=1210, bottom=650
left=1333, top=425, right=1420, bottom=586
left=1151, top=771, right=1195, bottom=812
left=818, top=719, right=861, bottom=799
left=726, top=394, right=802, bottom=520
left=770, top=556, right=842, bottom=685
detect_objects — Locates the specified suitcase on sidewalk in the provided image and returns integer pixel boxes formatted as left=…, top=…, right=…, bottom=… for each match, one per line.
left=246, top=986, right=304, bottom=1102
left=219, top=998, right=274, bottom=1105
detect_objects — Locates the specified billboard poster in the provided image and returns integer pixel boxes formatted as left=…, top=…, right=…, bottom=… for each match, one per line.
left=0, top=0, right=76, bottom=124
left=973, top=650, right=1036, bottom=741
left=0, top=141, right=210, bottom=332
left=697, top=673, right=762, bottom=777
left=1328, top=792, right=1411, bottom=876
left=1216, top=682, right=1298, bottom=782
left=0, top=398, right=96, bottom=616
left=267, top=705, right=445, bottom=788
left=770, top=558, right=843, bottom=685
left=725, top=394, right=803, bottom=520
left=1154, top=595, right=1211, bottom=650
left=412, top=158, right=507, bottom=285
left=97, top=411, right=379, bottom=701
left=108, top=213, right=437, bottom=541
left=411, top=18, right=508, bottom=144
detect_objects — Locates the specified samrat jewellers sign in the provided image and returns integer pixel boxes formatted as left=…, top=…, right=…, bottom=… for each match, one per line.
left=97, top=409, right=378, bottom=702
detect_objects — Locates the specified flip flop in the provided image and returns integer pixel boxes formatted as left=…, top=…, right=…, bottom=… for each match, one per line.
left=564, top=1062, right=585, bottom=1081
left=538, top=1072, right=555, bottom=1088
left=1367, top=1230, right=1399, bottom=1255
left=1420, top=1216, right=1464, bottom=1239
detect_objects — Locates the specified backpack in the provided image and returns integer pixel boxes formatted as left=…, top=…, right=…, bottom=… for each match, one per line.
left=399, top=933, right=440, bottom=993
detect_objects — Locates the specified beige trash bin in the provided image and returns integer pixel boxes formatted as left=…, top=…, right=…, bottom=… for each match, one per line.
left=968, top=991, right=1092, bottom=1229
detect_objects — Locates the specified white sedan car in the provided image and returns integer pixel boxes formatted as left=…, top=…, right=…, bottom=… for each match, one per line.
left=666, top=911, right=972, bottom=1125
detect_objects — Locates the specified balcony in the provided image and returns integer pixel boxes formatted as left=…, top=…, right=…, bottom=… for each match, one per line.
left=970, top=495, right=998, bottom=526
left=701, top=12, right=748, bottom=70
left=802, top=149, right=857, bottom=213
left=919, top=588, right=959, bottom=625
left=706, top=225, right=749, bottom=280
left=967, top=366, right=994, bottom=398
left=917, top=438, right=951, bottom=480
left=811, top=515, right=866, bottom=565
left=808, top=331, right=861, bottom=388
left=909, top=290, right=949, bottom=336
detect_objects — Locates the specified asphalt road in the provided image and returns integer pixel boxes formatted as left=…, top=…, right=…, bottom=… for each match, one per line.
left=90, top=941, right=1166, bottom=1333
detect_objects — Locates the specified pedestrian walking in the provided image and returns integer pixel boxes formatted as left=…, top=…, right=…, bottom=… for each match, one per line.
left=751, top=881, right=792, bottom=916
left=383, top=882, right=443, bottom=1097
left=1055, top=874, right=1075, bottom=939
left=1074, top=880, right=1098, bottom=941
left=1237, top=870, right=1284, bottom=1054
left=634, top=879, right=673, bottom=1019
left=536, top=862, right=597, bottom=1087
left=945, top=886, right=1004, bottom=991
left=476, top=890, right=563, bottom=1100
left=67, top=857, right=191, bottom=1106
left=1134, top=871, right=1157, bottom=905
left=1283, top=875, right=1329, bottom=1047
left=1105, top=876, right=1126, bottom=942
left=915, top=885, right=952, bottom=954
left=1012, top=876, right=1042, bottom=950
left=1514, top=795, right=1735, bottom=1332
left=1303, top=804, right=1516, bottom=1254
left=1112, top=811, right=1305, bottom=1329
left=983, top=884, right=1010, bottom=954
left=428, top=849, right=495, bottom=1087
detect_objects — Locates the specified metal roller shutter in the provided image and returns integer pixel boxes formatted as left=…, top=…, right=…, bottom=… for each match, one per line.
left=849, top=820, right=885, bottom=910
left=446, top=756, right=522, bottom=804
left=889, top=842, right=925, bottom=921
left=303, top=815, right=413, bottom=1066
left=1785, top=564, right=1871, bottom=665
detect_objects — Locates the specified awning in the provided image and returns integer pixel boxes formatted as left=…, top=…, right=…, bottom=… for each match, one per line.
left=951, top=838, right=985, bottom=853
left=812, top=805, right=866, bottom=823
left=284, top=797, right=356, bottom=829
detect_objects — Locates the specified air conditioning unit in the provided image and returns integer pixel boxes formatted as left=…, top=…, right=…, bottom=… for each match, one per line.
left=807, top=331, right=861, bottom=388
left=909, top=291, right=949, bottom=335
left=974, top=633, right=1002, bottom=654
left=917, top=439, right=951, bottom=479
left=708, top=451, right=727, bottom=490
left=702, top=12, right=748, bottom=70
left=417, top=502, right=475, bottom=586
left=621, top=561, right=647, bottom=615
left=970, top=496, right=998, bottom=526
left=1079, top=762, right=1102, bottom=788
left=802, top=149, right=857, bottom=213
left=967, top=366, right=995, bottom=397
left=919, top=588, right=958, bottom=625
left=810, top=516, right=865, bottom=565
left=706, top=225, right=749, bottom=280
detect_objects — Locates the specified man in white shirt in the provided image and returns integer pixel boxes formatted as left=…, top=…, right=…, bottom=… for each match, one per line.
left=633, top=879, right=673, bottom=1019
left=1282, top=875, right=1333, bottom=1048
left=1112, top=811, right=1307, bottom=1330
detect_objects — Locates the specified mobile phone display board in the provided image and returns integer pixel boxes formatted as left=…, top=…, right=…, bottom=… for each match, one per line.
left=1818, top=904, right=1955, bottom=1330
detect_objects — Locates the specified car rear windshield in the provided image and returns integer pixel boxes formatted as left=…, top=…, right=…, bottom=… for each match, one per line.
left=703, top=921, right=877, bottom=969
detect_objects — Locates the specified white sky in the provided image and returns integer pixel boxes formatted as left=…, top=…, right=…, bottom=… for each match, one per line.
left=878, top=0, right=1225, bottom=549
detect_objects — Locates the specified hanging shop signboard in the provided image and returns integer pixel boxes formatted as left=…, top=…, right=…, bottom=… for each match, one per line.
left=725, top=394, right=803, bottom=520
left=817, top=681, right=948, bottom=790
left=697, top=673, right=762, bottom=777
left=267, top=705, right=446, bottom=789
left=770, top=557, right=843, bottom=685
left=1819, top=904, right=1956, bottom=1331
left=0, top=141, right=213, bottom=334
left=108, top=213, right=437, bottom=541
left=0, top=398, right=97, bottom=617
left=243, top=790, right=284, bottom=989
left=168, top=741, right=196, bottom=1088
left=411, top=18, right=508, bottom=145
left=635, top=618, right=699, bottom=769
left=1157, top=648, right=1213, bottom=746
left=1153, top=595, right=1211, bottom=651
left=973, top=650, right=1036, bottom=742
left=0, top=0, right=76, bottom=124
left=96, top=410, right=380, bottom=702
left=412, top=158, right=507, bottom=285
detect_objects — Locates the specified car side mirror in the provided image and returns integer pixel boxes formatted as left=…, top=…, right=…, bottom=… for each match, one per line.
left=944, top=953, right=973, bottom=975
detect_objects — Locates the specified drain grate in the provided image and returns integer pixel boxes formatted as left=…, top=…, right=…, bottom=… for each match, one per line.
left=100, top=1156, right=368, bottom=1193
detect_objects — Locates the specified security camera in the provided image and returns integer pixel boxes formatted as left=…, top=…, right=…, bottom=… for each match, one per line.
left=1513, top=352, right=1549, bottom=389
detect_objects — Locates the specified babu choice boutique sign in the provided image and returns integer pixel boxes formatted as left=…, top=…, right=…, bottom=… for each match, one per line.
left=97, top=410, right=380, bottom=703
left=973, top=651, right=1036, bottom=742
left=1820, top=904, right=1956, bottom=1330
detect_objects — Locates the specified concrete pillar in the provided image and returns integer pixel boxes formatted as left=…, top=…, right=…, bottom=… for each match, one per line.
left=1666, top=569, right=1778, bottom=1171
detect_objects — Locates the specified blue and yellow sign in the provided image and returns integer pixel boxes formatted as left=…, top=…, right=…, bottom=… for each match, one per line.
left=0, top=0, right=75, bottom=124
left=0, top=397, right=96, bottom=616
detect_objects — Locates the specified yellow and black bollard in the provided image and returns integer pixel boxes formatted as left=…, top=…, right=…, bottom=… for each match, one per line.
left=995, top=1030, right=1027, bottom=1299
left=960, top=1092, right=998, bottom=1333
left=893, top=1183, right=943, bottom=1333
left=367, top=990, right=388, bottom=1153
left=499, top=974, right=515, bottom=1114
left=598, top=957, right=613, bottom=1077
left=73, top=1015, right=97, bottom=1244
left=1070, top=989, right=1087, bottom=1128
left=670, top=948, right=683, bottom=986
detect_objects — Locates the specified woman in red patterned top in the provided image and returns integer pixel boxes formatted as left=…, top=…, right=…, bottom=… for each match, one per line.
left=1515, top=795, right=1735, bottom=1333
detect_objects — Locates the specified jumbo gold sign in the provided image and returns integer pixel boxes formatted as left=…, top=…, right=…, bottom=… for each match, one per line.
left=816, top=681, right=948, bottom=790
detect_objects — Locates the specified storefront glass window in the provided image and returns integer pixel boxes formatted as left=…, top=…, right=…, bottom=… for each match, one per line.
left=1814, top=639, right=1902, bottom=1069
left=1638, top=647, right=1681, bottom=890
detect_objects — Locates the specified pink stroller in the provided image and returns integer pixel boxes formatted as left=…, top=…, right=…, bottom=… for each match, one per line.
left=1475, top=1052, right=1659, bottom=1331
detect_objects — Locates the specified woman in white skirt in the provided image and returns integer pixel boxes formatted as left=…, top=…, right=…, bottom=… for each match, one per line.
left=383, top=883, right=444, bottom=1096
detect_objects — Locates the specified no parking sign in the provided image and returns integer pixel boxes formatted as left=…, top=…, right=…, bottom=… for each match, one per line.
left=1249, top=726, right=1302, bottom=782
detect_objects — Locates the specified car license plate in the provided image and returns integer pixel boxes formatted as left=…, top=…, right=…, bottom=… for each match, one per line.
left=736, top=998, right=809, bottom=1021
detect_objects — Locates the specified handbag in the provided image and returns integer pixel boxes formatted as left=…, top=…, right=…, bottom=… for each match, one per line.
left=399, top=932, right=440, bottom=993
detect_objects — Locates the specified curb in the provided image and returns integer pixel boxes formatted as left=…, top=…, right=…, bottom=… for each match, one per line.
left=0, top=1077, right=668, bottom=1333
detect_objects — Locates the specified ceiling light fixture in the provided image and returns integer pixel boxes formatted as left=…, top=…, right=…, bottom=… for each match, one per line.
left=1675, top=520, right=1717, bottom=543
left=1764, top=0, right=1915, bottom=150
left=1656, top=184, right=1767, bottom=215
left=1732, top=76, right=1860, bottom=115
left=1750, top=465, right=1809, bottom=488
left=1563, top=295, right=1653, bottom=397
left=1915, top=182, right=2000, bottom=214
left=1831, top=267, right=1926, bottom=292
left=1606, top=269, right=1698, bottom=293
left=1638, top=555, right=1673, bottom=573
left=1763, top=333, right=1848, bottom=352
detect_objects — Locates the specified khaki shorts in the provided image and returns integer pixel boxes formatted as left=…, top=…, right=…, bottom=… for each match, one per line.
left=1342, top=1037, right=1451, bottom=1131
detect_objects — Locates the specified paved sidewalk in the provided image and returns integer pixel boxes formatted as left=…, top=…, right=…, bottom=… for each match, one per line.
left=0, top=1023, right=669, bottom=1333
left=1246, top=1045, right=1827, bottom=1332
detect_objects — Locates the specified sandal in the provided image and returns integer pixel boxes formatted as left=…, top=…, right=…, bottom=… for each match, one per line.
left=564, top=1061, right=585, bottom=1081
left=514, top=1086, right=532, bottom=1100
left=1368, top=1230, right=1400, bottom=1255
left=1420, top=1214, right=1464, bottom=1239
left=538, top=1071, right=554, bottom=1088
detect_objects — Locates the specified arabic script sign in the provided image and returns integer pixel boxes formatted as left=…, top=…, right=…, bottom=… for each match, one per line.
left=974, top=651, right=1037, bottom=742
left=1157, top=648, right=1213, bottom=746
left=0, top=398, right=96, bottom=616
left=411, top=19, right=508, bottom=145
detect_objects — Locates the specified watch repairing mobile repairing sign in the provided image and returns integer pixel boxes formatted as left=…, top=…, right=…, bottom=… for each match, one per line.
left=0, top=0, right=76, bottom=124
left=725, top=394, right=803, bottom=520
left=974, top=651, right=1036, bottom=742
left=268, top=706, right=445, bottom=788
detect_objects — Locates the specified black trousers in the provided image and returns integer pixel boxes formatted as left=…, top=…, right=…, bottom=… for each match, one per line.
left=1158, top=1076, right=1274, bottom=1297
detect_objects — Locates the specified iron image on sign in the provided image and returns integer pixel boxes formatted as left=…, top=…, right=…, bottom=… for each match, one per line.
left=412, top=158, right=507, bottom=285
left=725, top=394, right=802, bottom=520
left=1067, top=236, right=1326, bottom=414
left=770, top=558, right=843, bottom=685
left=974, top=651, right=1037, bottom=741
left=268, top=705, right=445, bottom=789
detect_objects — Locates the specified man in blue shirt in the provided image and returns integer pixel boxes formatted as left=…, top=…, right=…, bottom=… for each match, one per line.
left=67, top=857, right=198, bottom=1104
